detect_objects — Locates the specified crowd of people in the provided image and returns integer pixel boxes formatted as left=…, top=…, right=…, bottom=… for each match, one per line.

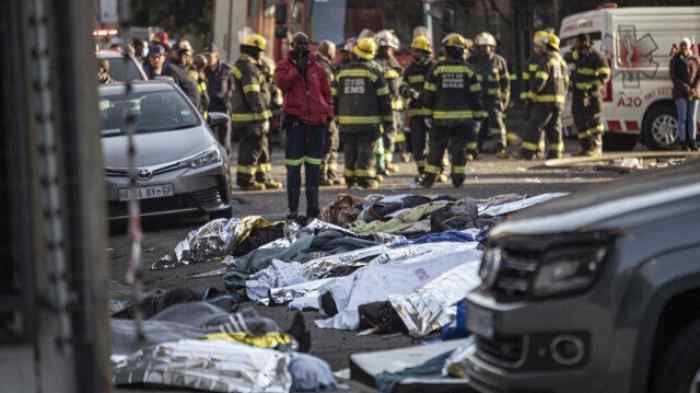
left=97, top=28, right=618, bottom=221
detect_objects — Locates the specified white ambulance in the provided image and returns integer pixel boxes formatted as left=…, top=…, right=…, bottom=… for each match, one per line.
left=559, top=5, right=700, bottom=150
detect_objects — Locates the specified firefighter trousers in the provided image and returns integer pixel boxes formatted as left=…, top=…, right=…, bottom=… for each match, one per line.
left=236, top=123, right=265, bottom=186
left=382, top=115, right=398, bottom=163
left=410, top=116, right=429, bottom=174
left=572, top=93, right=604, bottom=152
left=285, top=117, right=326, bottom=218
left=424, top=123, right=475, bottom=187
left=521, top=104, right=564, bottom=159
left=343, top=127, right=379, bottom=187
left=478, top=105, right=507, bottom=151
left=321, top=119, right=340, bottom=182
left=256, top=130, right=273, bottom=183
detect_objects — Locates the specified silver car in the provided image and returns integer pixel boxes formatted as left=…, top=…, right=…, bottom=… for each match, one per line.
left=100, top=80, right=232, bottom=220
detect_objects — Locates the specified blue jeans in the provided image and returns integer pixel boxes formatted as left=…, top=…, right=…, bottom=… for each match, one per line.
left=675, top=98, right=699, bottom=142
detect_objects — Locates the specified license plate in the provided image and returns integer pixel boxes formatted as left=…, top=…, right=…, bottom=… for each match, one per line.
left=467, top=304, right=495, bottom=339
left=119, top=184, right=174, bottom=201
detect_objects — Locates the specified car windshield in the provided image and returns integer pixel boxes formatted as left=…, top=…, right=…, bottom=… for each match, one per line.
left=105, top=57, right=145, bottom=81
left=99, top=89, right=200, bottom=136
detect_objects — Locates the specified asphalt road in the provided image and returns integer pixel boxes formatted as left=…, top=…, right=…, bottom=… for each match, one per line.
left=110, top=147, right=621, bottom=393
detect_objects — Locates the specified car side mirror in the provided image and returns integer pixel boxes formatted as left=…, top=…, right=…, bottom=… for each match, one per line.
left=207, top=112, right=228, bottom=128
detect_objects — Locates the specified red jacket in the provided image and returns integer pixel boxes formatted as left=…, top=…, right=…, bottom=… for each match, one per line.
left=275, top=55, right=333, bottom=125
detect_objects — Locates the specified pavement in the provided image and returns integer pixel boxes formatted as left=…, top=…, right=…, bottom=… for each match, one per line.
left=110, top=142, right=623, bottom=393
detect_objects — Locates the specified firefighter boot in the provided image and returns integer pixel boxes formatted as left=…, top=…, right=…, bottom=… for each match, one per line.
left=287, top=186, right=301, bottom=219
left=239, top=181, right=266, bottom=191
left=452, top=174, right=466, bottom=189
left=420, top=173, right=437, bottom=189
left=306, top=187, right=320, bottom=220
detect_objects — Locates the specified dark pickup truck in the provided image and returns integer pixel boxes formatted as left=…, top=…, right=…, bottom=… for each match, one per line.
left=465, top=162, right=700, bottom=393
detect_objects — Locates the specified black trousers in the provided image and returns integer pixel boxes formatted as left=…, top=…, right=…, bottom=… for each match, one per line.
left=236, top=123, right=264, bottom=186
left=410, top=116, right=429, bottom=174
left=285, top=116, right=326, bottom=217
left=342, top=127, right=379, bottom=186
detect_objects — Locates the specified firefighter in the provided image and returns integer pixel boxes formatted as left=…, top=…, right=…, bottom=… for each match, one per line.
left=255, top=53, right=284, bottom=190
left=470, top=32, right=510, bottom=159
left=421, top=33, right=484, bottom=188
left=334, top=37, right=392, bottom=190
left=564, top=33, right=611, bottom=156
left=175, top=45, right=210, bottom=118
left=192, top=54, right=211, bottom=119
left=375, top=30, right=403, bottom=174
left=519, top=32, right=569, bottom=160
left=400, top=34, right=435, bottom=178
left=230, top=33, right=273, bottom=191
left=316, top=40, right=344, bottom=187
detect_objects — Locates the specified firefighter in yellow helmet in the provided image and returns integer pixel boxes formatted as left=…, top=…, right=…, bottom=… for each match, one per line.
left=231, top=33, right=276, bottom=190
left=334, top=37, right=392, bottom=189
left=469, top=32, right=510, bottom=159
left=421, top=33, right=484, bottom=188
left=519, top=32, right=569, bottom=160
left=564, top=33, right=611, bottom=156
left=400, top=34, right=435, bottom=177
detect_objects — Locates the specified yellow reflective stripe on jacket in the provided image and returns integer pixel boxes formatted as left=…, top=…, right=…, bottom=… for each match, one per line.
left=230, top=110, right=272, bottom=122
left=522, top=72, right=531, bottom=81
left=243, top=83, right=261, bottom=93
left=258, top=163, right=272, bottom=172
left=231, top=66, right=242, bottom=79
left=424, top=82, right=437, bottom=92
left=408, top=75, right=425, bottom=84
left=377, top=86, right=390, bottom=96
left=337, top=69, right=378, bottom=82
left=532, top=94, right=566, bottom=104
left=344, top=169, right=355, bottom=177
left=528, top=63, right=539, bottom=72
left=382, top=115, right=394, bottom=122
left=434, top=65, right=474, bottom=76
left=576, top=67, right=597, bottom=76
left=385, top=69, right=400, bottom=79
left=467, top=142, right=478, bottom=150
left=331, top=87, right=337, bottom=96
left=487, top=88, right=502, bottom=96
left=535, top=71, right=549, bottom=80
left=391, top=99, right=403, bottom=110
left=597, top=67, right=611, bottom=76
left=520, top=91, right=534, bottom=100
left=407, top=108, right=432, bottom=116
left=432, top=110, right=474, bottom=120
left=470, top=83, right=482, bottom=92
left=338, top=115, right=382, bottom=125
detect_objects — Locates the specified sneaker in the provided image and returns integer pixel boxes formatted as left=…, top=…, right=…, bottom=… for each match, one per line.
left=264, top=180, right=283, bottom=190
left=239, top=182, right=266, bottom=191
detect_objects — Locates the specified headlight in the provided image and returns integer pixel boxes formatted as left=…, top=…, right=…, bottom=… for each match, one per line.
left=183, top=146, right=222, bottom=169
left=532, top=245, right=607, bottom=297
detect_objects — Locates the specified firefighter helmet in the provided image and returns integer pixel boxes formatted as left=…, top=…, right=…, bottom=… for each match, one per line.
left=410, top=35, right=432, bottom=53
left=474, top=32, right=497, bottom=47
left=318, top=40, right=337, bottom=60
left=532, top=30, right=550, bottom=48
left=442, top=33, right=468, bottom=49
left=376, top=30, right=400, bottom=49
left=242, top=33, right=267, bottom=51
left=353, top=37, right=377, bottom=60
left=547, top=33, right=560, bottom=51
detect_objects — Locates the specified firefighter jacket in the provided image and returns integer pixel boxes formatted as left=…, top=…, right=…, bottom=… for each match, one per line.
left=377, top=55, right=404, bottom=111
left=469, top=53, right=510, bottom=108
left=230, top=54, right=271, bottom=125
left=528, top=51, right=569, bottom=109
left=423, top=59, right=484, bottom=126
left=187, top=67, right=210, bottom=116
left=564, top=48, right=610, bottom=97
left=400, top=57, right=435, bottom=118
left=333, top=60, right=392, bottom=132
left=259, top=59, right=284, bottom=111
left=316, top=53, right=337, bottom=84
left=520, top=53, right=546, bottom=103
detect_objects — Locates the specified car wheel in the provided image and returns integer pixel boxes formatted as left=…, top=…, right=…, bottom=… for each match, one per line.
left=643, top=104, right=678, bottom=150
left=603, top=132, right=638, bottom=151
left=651, top=319, right=700, bottom=393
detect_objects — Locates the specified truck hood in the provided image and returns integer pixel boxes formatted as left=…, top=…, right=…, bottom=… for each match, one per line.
left=490, top=161, right=700, bottom=238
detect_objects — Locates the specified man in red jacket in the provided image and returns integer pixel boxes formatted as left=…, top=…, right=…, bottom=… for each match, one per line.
left=275, top=33, right=333, bottom=221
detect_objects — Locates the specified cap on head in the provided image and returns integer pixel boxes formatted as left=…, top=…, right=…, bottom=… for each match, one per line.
left=242, top=33, right=267, bottom=51
left=352, top=37, right=377, bottom=60
left=411, top=35, right=432, bottom=53
left=474, top=32, right=497, bottom=47
left=148, top=44, right=167, bottom=57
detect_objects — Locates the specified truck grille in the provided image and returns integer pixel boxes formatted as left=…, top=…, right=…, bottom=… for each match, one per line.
left=475, top=335, right=526, bottom=368
left=492, top=248, right=540, bottom=300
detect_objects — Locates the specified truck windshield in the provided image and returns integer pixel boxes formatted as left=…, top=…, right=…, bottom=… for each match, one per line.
left=308, top=0, right=422, bottom=46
